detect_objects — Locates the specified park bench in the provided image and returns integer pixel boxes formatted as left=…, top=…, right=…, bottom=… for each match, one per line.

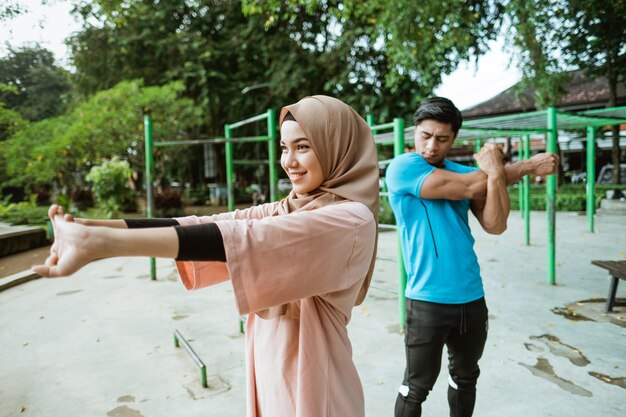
left=591, top=260, right=626, bottom=312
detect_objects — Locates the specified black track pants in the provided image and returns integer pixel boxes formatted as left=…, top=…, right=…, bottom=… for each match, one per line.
left=394, top=297, right=488, bottom=417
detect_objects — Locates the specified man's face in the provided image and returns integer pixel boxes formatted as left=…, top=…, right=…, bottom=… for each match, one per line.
left=414, top=119, right=456, bottom=167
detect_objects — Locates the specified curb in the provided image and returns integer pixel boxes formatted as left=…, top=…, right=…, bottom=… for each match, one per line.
left=0, top=270, right=41, bottom=292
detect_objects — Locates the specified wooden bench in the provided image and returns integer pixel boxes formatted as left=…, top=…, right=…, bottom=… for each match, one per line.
left=591, top=260, right=626, bottom=312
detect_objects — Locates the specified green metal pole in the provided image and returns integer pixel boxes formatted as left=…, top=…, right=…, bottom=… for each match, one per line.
left=224, top=124, right=235, bottom=212
left=143, top=113, right=156, bottom=280
left=267, top=109, right=278, bottom=202
left=586, top=126, right=596, bottom=233
left=366, top=114, right=376, bottom=134
left=474, top=139, right=482, bottom=168
left=523, top=135, right=531, bottom=246
left=546, top=107, right=557, bottom=285
left=393, top=117, right=407, bottom=330
left=518, top=140, right=524, bottom=218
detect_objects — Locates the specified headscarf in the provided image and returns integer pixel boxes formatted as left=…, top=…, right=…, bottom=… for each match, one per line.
left=260, top=95, right=379, bottom=318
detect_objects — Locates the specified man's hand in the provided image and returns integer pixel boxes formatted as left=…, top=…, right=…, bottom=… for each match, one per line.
left=32, top=205, right=96, bottom=278
left=529, top=153, right=559, bottom=177
left=474, top=143, right=505, bottom=177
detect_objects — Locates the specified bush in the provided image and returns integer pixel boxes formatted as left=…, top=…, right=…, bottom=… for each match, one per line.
left=0, top=195, right=49, bottom=226
left=86, top=157, right=135, bottom=218
left=509, top=184, right=626, bottom=211
left=155, top=189, right=183, bottom=217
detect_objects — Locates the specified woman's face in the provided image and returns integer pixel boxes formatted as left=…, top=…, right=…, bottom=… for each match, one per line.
left=280, top=120, right=324, bottom=197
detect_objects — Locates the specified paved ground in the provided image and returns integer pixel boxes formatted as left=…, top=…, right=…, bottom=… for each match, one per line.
left=1, top=211, right=625, bottom=417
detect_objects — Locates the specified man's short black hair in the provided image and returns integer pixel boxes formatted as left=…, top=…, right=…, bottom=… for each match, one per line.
left=413, top=97, right=463, bottom=134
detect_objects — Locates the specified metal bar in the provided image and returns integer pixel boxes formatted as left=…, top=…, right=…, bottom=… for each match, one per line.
left=371, top=121, right=395, bottom=131
left=267, top=109, right=278, bottom=202
left=155, top=136, right=269, bottom=147
left=143, top=113, right=156, bottom=281
left=228, top=113, right=268, bottom=129
left=523, top=135, right=531, bottom=246
left=173, top=330, right=208, bottom=388
left=225, top=125, right=235, bottom=212
left=393, top=117, right=407, bottom=330
left=233, top=159, right=269, bottom=165
left=586, top=126, right=596, bottom=233
left=546, top=107, right=557, bottom=285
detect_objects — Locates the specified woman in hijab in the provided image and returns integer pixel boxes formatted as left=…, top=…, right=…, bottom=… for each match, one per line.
left=33, top=95, right=379, bottom=417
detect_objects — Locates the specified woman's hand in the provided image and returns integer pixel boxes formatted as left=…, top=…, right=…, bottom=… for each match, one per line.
left=32, top=205, right=97, bottom=278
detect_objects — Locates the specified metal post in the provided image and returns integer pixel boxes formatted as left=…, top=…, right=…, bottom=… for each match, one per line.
left=366, top=114, right=376, bottom=134
left=546, top=107, right=557, bottom=285
left=474, top=139, right=482, bottom=168
left=519, top=140, right=524, bottom=217
left=393, top=117, right=407, bottom=330
left=267, top=109, right=278, bottom=202
left=143, top=113, right=156, bottom=280
left=224, top=124, right=235, bottom=212
left=523, top=135, right=531, bottom=246
left=586, top=126, right=596, bottom=233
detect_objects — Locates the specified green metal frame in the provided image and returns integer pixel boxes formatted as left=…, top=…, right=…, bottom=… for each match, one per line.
left=368, top=116, right=408, bottom=330
left=224, top=109, right=278, bottom=212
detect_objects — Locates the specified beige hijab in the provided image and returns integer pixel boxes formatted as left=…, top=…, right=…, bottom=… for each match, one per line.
left=260, top=95, right=379, bottom=318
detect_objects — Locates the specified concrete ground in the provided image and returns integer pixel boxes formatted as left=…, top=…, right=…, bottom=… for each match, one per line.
left=1, top=211, right=625, bottom=417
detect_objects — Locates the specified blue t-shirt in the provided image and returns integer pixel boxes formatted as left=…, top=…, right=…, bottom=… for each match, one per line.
left=385, top=152, right=484, bottom=304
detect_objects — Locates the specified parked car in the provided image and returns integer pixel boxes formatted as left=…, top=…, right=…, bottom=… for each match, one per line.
left=596, top=164, right=626, bottom=185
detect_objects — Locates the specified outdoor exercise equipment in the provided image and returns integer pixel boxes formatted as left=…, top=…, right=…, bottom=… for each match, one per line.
left=174, top=329, right=208, bottom=388
left=143, top=110, right=279, bottom=281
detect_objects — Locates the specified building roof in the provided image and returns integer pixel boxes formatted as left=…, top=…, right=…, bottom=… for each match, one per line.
left=462, top=69, right=626, bottom=119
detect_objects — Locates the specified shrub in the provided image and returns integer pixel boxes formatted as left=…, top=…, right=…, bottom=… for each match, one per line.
left=0, top=195, right=49, bottom=226
left=509, top=184, right=626, bottom=211
left=86, top=157, right=135, bottom=218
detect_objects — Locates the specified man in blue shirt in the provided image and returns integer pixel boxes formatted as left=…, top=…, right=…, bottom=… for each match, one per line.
left=387, top=97, right=558, bottom=417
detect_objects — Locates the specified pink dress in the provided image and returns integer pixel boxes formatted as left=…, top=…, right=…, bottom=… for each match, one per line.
left=175, top=201, right=376, bottom=417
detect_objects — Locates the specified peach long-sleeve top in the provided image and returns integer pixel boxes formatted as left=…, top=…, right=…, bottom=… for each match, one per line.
left=175, top=200, right=376, bottom=417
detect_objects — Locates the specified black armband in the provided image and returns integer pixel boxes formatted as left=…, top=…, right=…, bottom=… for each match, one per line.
left=174, top=223, right=226, bottom=262
left=124, top=218, right=180, bottom=228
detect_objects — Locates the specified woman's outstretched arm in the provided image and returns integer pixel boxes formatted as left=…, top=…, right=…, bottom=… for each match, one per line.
left=32, top=210, right=179, bottom=278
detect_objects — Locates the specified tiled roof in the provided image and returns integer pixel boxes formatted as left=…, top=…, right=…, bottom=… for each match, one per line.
left=462, top=70, right=626, bottom=119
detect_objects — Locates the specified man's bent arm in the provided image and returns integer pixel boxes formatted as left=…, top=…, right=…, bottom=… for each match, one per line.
left=470, top=144, right=510, bottom=234
left=420, top=153, right=558, bottom=201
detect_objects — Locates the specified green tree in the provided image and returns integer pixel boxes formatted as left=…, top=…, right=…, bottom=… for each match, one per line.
left=1, top=79, right=200, bottom=192
left=556, top=0, right=626, bottom=184
left=502, top=0, right=570, bottom=108
left=0, top=0, right=25, bottom=21
left=242, top=0, right=502, bottom=98
left=0, top=46, right=72, bottom=121
left=503, top=0, right=626, bottom=184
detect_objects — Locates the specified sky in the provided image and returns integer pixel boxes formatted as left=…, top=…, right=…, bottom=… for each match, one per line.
left=1, top=1, right=522, bottom=111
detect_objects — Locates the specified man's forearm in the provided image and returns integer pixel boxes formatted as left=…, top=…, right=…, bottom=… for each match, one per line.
left=480, top=174, right=510, bottom=234
left=504, top=159, right=534, bottom=185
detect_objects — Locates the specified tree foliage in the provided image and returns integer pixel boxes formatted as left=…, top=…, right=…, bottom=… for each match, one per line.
left=502, top=0, right=626, bottom=182
left=0, top=46, right=72, bottom=121
left=1, top=79, right=200, bottom=192
left=242, top=0, right=502, bottom=98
